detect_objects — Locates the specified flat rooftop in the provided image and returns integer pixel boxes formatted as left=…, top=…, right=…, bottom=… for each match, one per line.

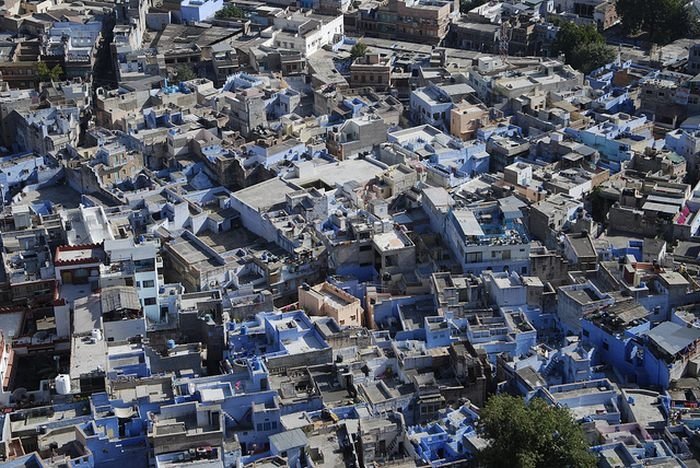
left=70, top=334, right=108, bottom=380
left=168, top=235, right=225, bottom=271
left=234, top=178, right=300, bottom=211
left=568, top=234, right=596, bottom=258
left=307, top=285, right=353, bottom=308
left=373, top=230, right=413, bottom=251
left=287, top=158, right=386, bottom=188
left=561, top=286, right=604, bottom=304
left=282, top=332, right=324, bottom=355
left=73, top=294, right=102, bottom=334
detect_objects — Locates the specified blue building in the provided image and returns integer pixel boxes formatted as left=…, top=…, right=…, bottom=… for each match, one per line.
left=227, top=310, right=333, bottom=372
left=407, top=403, right=481, bottom=467
left=444, top=197, right=530, bottom=274
left=544, top=379, right=622, bottom=424
left=564, top=113, right=652, bottom=172
left=388, top=125, right=490, bottom=188
left=582, top=301, right=700, bottom=389
left=0, top=152, right=44, bottom=202
left=172, top=357, right=282, bottom=453
left=181, top=0, right=223, bottom=22
left=591, top=440, right=686, bottom=467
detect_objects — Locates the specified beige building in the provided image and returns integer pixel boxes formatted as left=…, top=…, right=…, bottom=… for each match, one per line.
left=298, top=282, right=363, bottom=327
left=450, top=102, right=490, bottom=141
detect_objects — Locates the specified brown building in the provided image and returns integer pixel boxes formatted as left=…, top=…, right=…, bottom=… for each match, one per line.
left=349, top=0, right=452, bottom=45
left=350, top=53, right=392, bottom=91
left=0, top=39, right=41, bottom=90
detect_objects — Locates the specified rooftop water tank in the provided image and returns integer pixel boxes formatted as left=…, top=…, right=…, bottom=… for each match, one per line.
left=55, top=374, right=71, bottom=395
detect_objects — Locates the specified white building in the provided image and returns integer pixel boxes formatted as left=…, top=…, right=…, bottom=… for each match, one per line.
left=665, top=128, right=700, bottom=176
left=270, top=12, right=343, bottom=56
left=61, top=205, right=115, bottom=245
left=101, top=237, right=162, bottom=323
left=484, top=270, right=527, bottom=307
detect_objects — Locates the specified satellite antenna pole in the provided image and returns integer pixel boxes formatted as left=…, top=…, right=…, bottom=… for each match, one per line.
left=499, top=19, right=512, bottom=65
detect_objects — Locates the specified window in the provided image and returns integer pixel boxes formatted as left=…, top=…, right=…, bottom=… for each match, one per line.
left=466, top=252, right=483, bottom=263
left=582, top=329, right=589, bottom=337
left=602, top=341, right=609, bottom=350
left=144, top=297, right=157, bottom=306
left=142, top=280, right=155, bottom=288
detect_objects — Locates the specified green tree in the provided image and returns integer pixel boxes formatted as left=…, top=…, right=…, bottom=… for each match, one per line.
left=216, top=4, right=245, bottom=19
left=37, top=62, right=63, bottom=81
left=616, top=0, right=690, bottom=43
left=478, top=395, right=596, bottom=468
left=570, top=41, right=616, bottom=74
left=350, top=42, right=369, bottom=59
left=49, top=65, right=63, bottom=81
left=175, top=64, right=196, bottom=81
left=553, top=22, right=615, bottom=73
left=37, top=62, right=49, bottom=80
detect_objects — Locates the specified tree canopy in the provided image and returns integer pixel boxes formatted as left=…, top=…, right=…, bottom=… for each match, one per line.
left=350, top=42, right=369, bottom=59
left=216, top=4, right=245, bottom=19
left=478, top=395, right=596, bottom=468
left=175, top=64, right=197, bottom=82
left=37, top=62, right=63, bottom=81
left=553, top=22, right=616, bottom=74
left=616, top=0, right=691, bottom=44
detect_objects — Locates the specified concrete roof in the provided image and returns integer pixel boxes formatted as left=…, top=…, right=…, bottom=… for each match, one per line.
left=233, top=178, right=300, bottom=211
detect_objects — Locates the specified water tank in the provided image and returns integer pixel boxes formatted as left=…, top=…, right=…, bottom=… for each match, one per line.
left=55, top=374, right=71, bottom=395
left=91, top=329, right=103, bottom=341
left=166, top=339, right=176, bottom=350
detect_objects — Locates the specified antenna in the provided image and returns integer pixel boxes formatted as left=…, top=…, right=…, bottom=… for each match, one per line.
left=499, top=19, right=512, bottom=65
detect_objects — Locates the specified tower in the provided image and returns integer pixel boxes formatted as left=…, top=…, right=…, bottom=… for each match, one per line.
left=498, top=19, right=512, bottom=64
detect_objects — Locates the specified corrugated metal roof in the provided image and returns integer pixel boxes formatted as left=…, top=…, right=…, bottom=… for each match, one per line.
left=100, top=286, right=140, bottom=312
left=645, top=321, right=700, bottom=357
left=269, top=428, right=308, bottom=452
